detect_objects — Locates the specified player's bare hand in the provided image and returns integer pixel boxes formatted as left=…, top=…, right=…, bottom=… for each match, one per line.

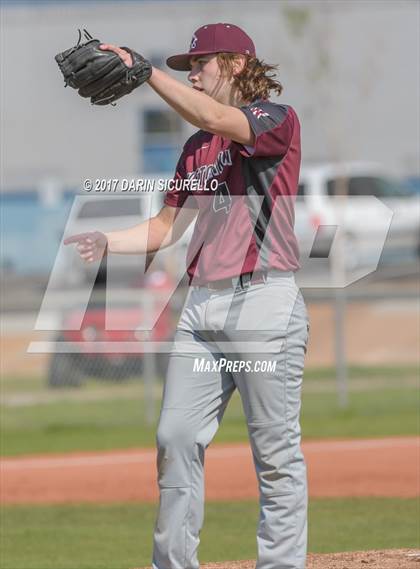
left=64, top=231, right=108, bottom=263
left=99, top=44, right=133, bottom=67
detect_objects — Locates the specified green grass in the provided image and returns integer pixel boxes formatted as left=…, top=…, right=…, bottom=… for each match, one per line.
left=2, top=365, right=418, bottom=393
left=1, top=498, right=418, bottom=568
left=306, top=364, right=418, bottom=381
left=1, top=375, right=45, bottom=394
left=1, top=366, right=419, bottom=456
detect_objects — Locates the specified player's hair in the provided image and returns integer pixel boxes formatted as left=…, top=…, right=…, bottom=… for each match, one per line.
left=216, top=53, right=283, bottom=102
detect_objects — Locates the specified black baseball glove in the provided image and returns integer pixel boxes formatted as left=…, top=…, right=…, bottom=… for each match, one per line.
left=55, top=29, right=152, bottom=105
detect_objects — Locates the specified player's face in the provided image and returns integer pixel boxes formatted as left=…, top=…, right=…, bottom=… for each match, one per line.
left=188, top=54, right=232, bottom=103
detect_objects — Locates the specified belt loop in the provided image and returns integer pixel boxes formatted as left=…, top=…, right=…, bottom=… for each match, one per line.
left=231, top=275, right=240, bottom=293
left=241, top=272, right=251, bottom=289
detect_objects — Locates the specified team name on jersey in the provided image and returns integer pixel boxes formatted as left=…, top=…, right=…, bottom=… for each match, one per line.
left=187, top=148, right=232, bottom=188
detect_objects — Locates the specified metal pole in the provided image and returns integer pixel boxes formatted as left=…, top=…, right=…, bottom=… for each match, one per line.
left=142, top=291, right=156, bottom=425
left=331, top=178, right=349, bottom=408
left=333, top=284, right=348, bottom=408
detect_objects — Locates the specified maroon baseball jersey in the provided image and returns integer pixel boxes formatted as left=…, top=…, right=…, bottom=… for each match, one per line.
left=164, top=100, right=301, bottom=284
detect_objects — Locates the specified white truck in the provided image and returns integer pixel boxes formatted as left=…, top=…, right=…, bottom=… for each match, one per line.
left=294, top=162, right=420, bottom=270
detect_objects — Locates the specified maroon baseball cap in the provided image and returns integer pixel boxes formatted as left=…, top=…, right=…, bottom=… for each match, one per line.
left=166, top=23, right=256, bottom=71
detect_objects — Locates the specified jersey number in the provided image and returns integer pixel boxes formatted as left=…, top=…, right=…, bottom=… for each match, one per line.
left=212, top=182, right=232, bottom=214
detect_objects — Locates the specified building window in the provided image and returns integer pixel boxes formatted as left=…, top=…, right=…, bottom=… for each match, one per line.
left=141, top=108, right=183, bottom=173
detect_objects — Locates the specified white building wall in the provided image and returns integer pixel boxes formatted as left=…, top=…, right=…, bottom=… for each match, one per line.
left=1, top=0, right=419, bottom=190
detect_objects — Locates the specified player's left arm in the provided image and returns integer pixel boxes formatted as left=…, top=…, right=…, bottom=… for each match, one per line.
left=99, top=45, right=254, bottom=144
left=147, top=67, right=254, bottom=145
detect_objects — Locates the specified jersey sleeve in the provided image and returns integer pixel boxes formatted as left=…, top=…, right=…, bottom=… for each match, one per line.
left=238, top=102, right=297, bottom=158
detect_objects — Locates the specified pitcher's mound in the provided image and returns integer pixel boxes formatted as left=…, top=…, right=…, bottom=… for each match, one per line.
left=196, top=549, right=420, bottom=569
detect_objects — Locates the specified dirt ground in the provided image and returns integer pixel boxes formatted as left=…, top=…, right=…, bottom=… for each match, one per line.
left=1, top=437, right=418, bottom=504
left=3, top=441, right=418, bottom=569
left=191, top=549, right=420, bottom=569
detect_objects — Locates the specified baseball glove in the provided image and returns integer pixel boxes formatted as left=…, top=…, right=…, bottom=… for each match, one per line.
left=55, top=29, right=152, bottom=106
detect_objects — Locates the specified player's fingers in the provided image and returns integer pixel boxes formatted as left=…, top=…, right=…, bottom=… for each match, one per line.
left=76, top=243, right=92, bottom=252
left=99, top=44, right=132, bottom=66
left=119, top=49, right=133, bottom=67
left=81, top=252, right=95, bottom=261
left=64, top=233, right=89, bottom=245
left=100, top=44, right=123, bottom=57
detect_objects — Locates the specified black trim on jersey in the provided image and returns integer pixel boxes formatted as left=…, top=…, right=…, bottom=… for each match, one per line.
left=241, top=101, right=289, bottom=137
left=241, top=156, right=283, bottom=271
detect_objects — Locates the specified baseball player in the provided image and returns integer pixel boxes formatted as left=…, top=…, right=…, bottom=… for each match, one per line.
left=65, top=23, right=309, bottom=569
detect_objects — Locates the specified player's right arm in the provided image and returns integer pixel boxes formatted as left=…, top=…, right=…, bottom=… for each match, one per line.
left=64, top=204, right=197, bottom=263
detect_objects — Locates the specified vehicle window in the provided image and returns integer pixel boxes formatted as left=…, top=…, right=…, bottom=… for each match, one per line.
left=297, top=183, right=306, bottom=196
left=326, top=179, right=336, bottom=196
left=77, top=198, right=142, bottom=219
left=348, top=177, right=377, bottom=196
left=327, top=177, right=375, bottom=196
left=401, top=177, right=420, bottom=195
left=373, top=177, right=412, bottom=197
left=326, top=176, right=407, bottom=197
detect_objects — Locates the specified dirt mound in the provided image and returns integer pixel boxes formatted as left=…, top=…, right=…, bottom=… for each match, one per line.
left=200, top=549, right=420, bottom=568
left=135, top=549, right=420, bottom=569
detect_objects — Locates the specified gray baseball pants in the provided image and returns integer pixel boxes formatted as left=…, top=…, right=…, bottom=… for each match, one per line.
left=152, top=271, right=309, bottom=569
